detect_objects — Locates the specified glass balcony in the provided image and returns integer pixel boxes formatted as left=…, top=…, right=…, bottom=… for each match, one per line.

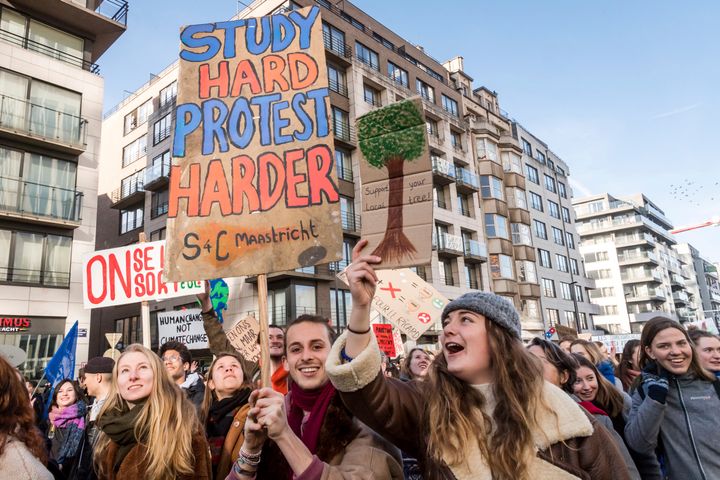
left=144, top=160, right=171, bottom=190
left=0, top=176, right=83, bottom=225
left=454, top=166, right=479, bottom=192
left=0, top=28, right=99, bottom=73
left=463, top=238, right=487, bottom=262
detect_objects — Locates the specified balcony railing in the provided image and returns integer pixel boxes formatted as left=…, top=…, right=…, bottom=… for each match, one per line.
left=615, top=232, right=655, bottom=246
left=432, top=157, right=455, bottom=181
left=111, top=176, right=144, bottom=205
left=618, top=251, right=658, bottom=264
left=144, top=160, right=171, bottom=188
left=0, top=94, right=88, bottom=148
left=0, top=28, right=99, bottom=73
left=673, top=291, right=689, bottom=303
left=434, top=232, right=463, bottom=255
left=328, top=77, right=348, bottom=97
left=0, top=266, right=70, bottom=288
left=329, top=259, right=351, bottom=272
left=341, top=211, right=361, bottom=233
left=153, top=125, right=173, bottom=145
left=335, top=163, right=353, bottom=182
left=332, top=121, right=355, bottom=143
left=0, top=176, right=83, bottom=223
left=463, top=238, right=488, bottom=259
left=151, top=201, right=168, bottom=219
left=95, top=0, right=129, bottom=26
left=323, top=31, right=352, bottom=58
left=455, top=166, right=479, bottom=190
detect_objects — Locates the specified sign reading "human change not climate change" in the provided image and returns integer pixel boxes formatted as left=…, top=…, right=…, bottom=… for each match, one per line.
left=164, top=6, right=343, bottom=282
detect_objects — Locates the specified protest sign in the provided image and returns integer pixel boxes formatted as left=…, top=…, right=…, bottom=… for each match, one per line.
left=373, top=323, right=396, bottom=358
left=165, top=6, right=343, bottom=282
left=357, top=98, right=433, bottom=268
left=227, top=314, right=261, bottom=363
left=338, top=268, right=446, bottom=340
left=83, top=241, right=204, bottom=308
left=391, top=327, right=405, bottom=357
left=157, top=309, right=208, bottom=349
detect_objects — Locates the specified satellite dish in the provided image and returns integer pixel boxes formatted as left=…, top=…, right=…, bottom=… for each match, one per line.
left=0, top=344, right=27, bottom=367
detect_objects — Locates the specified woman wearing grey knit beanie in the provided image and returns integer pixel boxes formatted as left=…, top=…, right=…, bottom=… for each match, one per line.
left=325, top=239, right=632, bottom=480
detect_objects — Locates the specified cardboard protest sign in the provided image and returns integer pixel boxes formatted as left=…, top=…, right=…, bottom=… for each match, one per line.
left=373, top=323, right=396, bottom=358
left=83, top=241, right=204, bottom=308
left=358, top=98, right=432, bottom=268
left=338, top=268, right=446, bottom=340
left=157, top=309, right=209, bottom=349
left=391, top=327, right=405, bottom=357
left=227, top=315, right=261, bottom=363
left=164, top=6, right=343, bottom=282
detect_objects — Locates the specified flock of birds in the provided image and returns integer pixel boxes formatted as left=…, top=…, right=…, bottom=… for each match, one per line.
left=669, top=179, right=720, bottom=207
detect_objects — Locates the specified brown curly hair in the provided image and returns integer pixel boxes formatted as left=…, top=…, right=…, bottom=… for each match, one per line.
left=0, top=356, right=48, bottom=464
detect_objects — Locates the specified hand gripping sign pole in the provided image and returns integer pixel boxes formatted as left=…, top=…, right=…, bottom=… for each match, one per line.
left=257, top=274, right=271, bottom=388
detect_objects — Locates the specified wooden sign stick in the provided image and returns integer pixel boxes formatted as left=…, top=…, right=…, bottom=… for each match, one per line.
left=139, top=232, right=151, bottom=349
left=257, top=273, right=272, bottom=388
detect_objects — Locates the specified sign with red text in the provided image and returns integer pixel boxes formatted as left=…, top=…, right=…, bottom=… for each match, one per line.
left=165, top=6, right=342, bottom=281
left=338, top=268, right=447, bottom=340
left=83, top=241, right=204, bottom=308
left=373, top=323, right=396, bottom=358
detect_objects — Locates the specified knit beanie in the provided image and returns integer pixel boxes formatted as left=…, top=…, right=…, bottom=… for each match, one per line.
left=441, top=292, right=522, bottom=338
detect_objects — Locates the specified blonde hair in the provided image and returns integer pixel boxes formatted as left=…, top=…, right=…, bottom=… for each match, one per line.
left=94, top=344, right=201, bottom=480
left=425, top=320, right=552, bottom=479
left=570, top=339, right=604, bottom=365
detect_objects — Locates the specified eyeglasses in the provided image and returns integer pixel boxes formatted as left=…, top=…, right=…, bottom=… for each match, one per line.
left=162, top=355, right=181, bottom=363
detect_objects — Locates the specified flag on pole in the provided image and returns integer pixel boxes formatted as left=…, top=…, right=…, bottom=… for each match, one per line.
left=43, top=321, right=79, bottom=416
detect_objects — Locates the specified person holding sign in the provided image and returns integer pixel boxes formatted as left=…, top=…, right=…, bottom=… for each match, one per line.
left=94, top=344, right=211, bottom=480
left=325, top=240, right=630, bottom=480
left=226, top=314, right=403, bottom=479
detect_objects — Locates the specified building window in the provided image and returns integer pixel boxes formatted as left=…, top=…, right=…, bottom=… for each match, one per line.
left=501, top=151, right=523, bottom=174
left=330, top=288, right=352, bottom=329
left=538, top=249, right=552, bottom=268
left=438, top=259, right=455, bottom=286
left=562, top=206, right=571, bottom=223
left=425, top=118, right=439, bottom=138
left=153, top=113, right=172, bottom=145
left=120, top=169, right=144, bottom=199
left=517, top=260, right=537, bottom=283
left=363, top=83, right=381, bottom=107
left=0, top=229, right=71, bottom=287
left=529, top=192, right=543, bottom=211
left=159, top=81, right=177, bottom=109
left=564, top=311, right=576, bottom=327
left=457, top=193, right=471, bottom=217
left=536, top=151, right=546, bottom=164
left=334, top=147, right=353, bottom=181
left=339, top=196, right=356, bottom=230
left=525, top=164, right=539, bottom=184
left=331, top=107, right=351, bottom=141
left=511, top=223, right=532, bottom=246
left=323, top=22, right=347, bottom=57
left=522, top=298, right=540, bottom=320
left=484, top=214, right=509, bottom=239
left=560, top=282, right=573, bottom=300
left=450, top=130, right=462, bottom=150
left=355, top=41, right=379, bottom=70
left=124, top=100, right=153, bottom=135
left=542, top=278, right=556, bottom=298
left=571, top=258, right=580, bottom=275
left=521, top=138, right=532, bottom=156
left=544, top=174, right=556, bottom=193
left=441, top=94, right=459, bottom=116
left=464, top=264, right=480, bottom=290
left=566, top=232, right=575, bottom=249
left=416, top=78, right=435, bottom=102
left=552, top=227, right=565, bottom=246
left=151, top=189, right=169, bottom=218
left=387, top=61, right=408, bottom=87
left=122, top=136, right=147, bottom=167
left=574, top=284, right=584, bottom=302
left=120, top=206, right=143, bottom=234
left=115, top=315, right=143, bottom=346
left=434, top=185, right=447, bottom=209
left=149, top=227, right=166, bottom=241
left=533, top=220, right=548, bottom=240
left=548, top=200, right=560, bottom=219
left=490, top=254, right=514, bottom=279
left=328, top=64, right=347, bottom=96
left=508, top=187, right=528, bottom=209
left=556, top=254, right=569, bottom=272
left=476, top=138, right=498, bottom=162
left=294, top=284, right=317, bottom=317
left=546, top=308, right=560, bottom=326
left=558, top=182, right=567, bottom=199
left=480, top=175, right=504, bottom=200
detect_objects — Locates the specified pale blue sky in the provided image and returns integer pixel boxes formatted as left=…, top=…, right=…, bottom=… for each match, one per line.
left=100, top=0, right=720, bottom=261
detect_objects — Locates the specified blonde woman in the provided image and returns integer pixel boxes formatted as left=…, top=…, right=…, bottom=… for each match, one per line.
left=326, top=240, right=631, bottom=479
left=93, top=344, right=211, bottom=480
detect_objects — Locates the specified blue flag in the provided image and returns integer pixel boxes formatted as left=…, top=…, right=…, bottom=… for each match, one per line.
left=43, top=321, right=79, bottom=416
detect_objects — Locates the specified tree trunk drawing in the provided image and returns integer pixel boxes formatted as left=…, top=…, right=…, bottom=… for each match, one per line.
left=371, top=155, right=417, bottom=262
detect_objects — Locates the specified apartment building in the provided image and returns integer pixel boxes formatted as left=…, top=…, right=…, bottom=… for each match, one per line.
left=573, top=193, right=694, bottom=333
left=0, top=0, right=127, bottom=379
left=513, top=124, right=598, bottom=332
left=675, top=243, right=720, bottom=322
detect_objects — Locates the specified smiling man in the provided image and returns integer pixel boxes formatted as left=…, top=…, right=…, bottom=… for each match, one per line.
left=225, top=314, right=403, bottom=479
left=159, top=340, right=205, bottom=410
left=268, top=325, right=289, bottom=394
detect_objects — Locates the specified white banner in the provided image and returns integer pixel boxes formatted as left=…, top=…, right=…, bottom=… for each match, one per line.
left=83, top=241, right=204, bottom=308
left=157, top=309, right=208, bottom=350
left=592, top=334, right=640, bottom=353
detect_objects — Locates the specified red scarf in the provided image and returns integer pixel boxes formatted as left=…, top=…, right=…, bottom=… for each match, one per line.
left=272, top=364, right=289, bottom=395
left=287, top=381, right=336, bottom=456
left=579, top=400, right=608, bottom=416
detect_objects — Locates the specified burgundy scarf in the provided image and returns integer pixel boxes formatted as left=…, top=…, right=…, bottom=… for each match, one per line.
left=287, top=381, right=336, bottom=455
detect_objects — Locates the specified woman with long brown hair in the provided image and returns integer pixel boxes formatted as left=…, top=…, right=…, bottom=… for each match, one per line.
left=400, top=348, right=433, bottom=382
left=0, top=355, right=52, bottom=479
left=625, top=317, right=720, bottom=480
left=615, top=339, right=641, bottom=392
left=47, top=378, right=86, bottom=474
left=93, top=344, right=211, bottom=480
left=325, top=240, right=630, bottom=479
left=199, top=352, right=252, bottom=479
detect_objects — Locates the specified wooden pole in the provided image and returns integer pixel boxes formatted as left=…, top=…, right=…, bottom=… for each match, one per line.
left=139, top=232, right=151, bottom=349
left=257, top=273, right=271, bottom=388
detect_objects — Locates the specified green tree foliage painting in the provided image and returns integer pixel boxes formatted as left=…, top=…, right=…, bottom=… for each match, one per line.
left=358, top=99, right=427, bottom=262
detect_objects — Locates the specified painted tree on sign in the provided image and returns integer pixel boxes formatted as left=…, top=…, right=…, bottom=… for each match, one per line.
left=358, top=99, right=427, bottom=262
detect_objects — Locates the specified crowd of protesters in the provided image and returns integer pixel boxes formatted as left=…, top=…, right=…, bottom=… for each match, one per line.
left=3, top=243, right=720, bottom=479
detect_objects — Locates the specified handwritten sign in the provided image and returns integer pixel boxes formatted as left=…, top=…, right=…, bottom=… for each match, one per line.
left=373, top=323, right=396, bottom=358
left=83, top=241, right=204, bottom=308
left=165, top=6, right=343, bottom=282
left=392, top=327, right=405, bottom=357
left=157, top=309, right=209, bottom=349
left=227, top=315, right=261, bottom=363
left=338, top=268, right=446, bottom=340
left=358, top=98, right=432, bottom=268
